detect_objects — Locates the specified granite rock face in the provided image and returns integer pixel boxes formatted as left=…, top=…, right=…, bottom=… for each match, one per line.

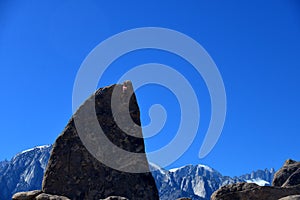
left=279, top=195, right=300, bottom=200
left=211, top=159, right=300, bottom=200
left=41, top=81, right=159, bottom=200
left=211, top=182, right=300, bottom=200
left=12, top=190, right=42, bottom=200
left=100, top=196, right=129, bottom=200
left=273, top=159, right=300, bottom=187
left=12, top=190, right=70, bottom=200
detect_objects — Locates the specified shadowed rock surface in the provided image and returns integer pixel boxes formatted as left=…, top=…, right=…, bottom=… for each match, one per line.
left=12, top=190, right=70, bottom=200
left=13, top=81, right=158, bottom=200
left=41, top=81, right=158, bottom=200
left=12, top=190, right=42, bottom=200
left=279, top=195, right=300, bottom=200
left=211, top=182, right=300, bottom=200
left=211, top=159, right=300, bottom=200
left=100, top=196, right=129, bottom=200
left=273, top=159, right=300, bottom=187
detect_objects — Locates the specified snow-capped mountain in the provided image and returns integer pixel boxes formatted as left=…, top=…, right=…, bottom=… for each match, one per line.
left=150, top=163, right=275, bottom=200
left=237, top=168, right=275, bottom=186
left=0, top=145, right=275, bottom=200
left=0, top=145, right=51, bottom=200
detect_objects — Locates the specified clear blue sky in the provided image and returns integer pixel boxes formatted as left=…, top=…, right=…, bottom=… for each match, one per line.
left=0, top=0, right=299, bottom=176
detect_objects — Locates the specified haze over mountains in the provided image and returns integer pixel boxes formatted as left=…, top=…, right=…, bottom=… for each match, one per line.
left=0, top=145, right=275, bottom=200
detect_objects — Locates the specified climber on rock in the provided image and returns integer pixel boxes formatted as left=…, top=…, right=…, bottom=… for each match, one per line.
left=122, top=83, right=127, bottom=93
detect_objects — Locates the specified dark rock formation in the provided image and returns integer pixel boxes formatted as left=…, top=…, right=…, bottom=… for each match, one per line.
left=35, top=193, right=70, bottom=200
left=211, top=182, right=300, bottom=200
left=12, top=190, right=70, bottom=200
left=211, top=159, right=300, bottom=200
left=12, top=190, right=42, bottom=200
left=40, top=81, right=158, bottom=200
left=100, top=196, right=129, bottom=200
left=279, top=195, right=300, bottom=200
left=273, top=159, right=300, bottom=187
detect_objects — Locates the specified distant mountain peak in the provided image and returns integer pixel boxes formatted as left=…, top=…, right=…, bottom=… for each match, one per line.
left=0, top=145, right=52, bottom=200
left=19, top=145, right=51, bottom=155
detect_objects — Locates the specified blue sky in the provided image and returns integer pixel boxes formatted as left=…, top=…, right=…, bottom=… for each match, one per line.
left=0, top=0, right=300, bottom=176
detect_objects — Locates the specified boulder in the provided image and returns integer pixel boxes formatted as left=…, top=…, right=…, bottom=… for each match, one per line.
left=12, top=190, right=42, bottom=200
left=279, top=195, right=300, bottom=200
left=100, top=196, right=129, bottom=200
left=283, top=168, right=300, bottom=187
left=211, top=159, right=300, bottom=200
left=12, top=191, right=70, bottom=200
left=273, top=159, right=300, bottom=187
left=211, top=182, right=300, bottom=200
left=42, top=81, right=159, bottom=200
left=35, top=193, right=70, bottom=200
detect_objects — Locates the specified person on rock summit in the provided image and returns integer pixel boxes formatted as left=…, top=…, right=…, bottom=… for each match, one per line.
left=122, top=83, right=127, bottom=93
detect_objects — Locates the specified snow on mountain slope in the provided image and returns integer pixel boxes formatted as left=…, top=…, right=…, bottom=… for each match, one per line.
left=150, top=163, right=275, bottom=200
left=0, top=146, right=275, bottom=200
left=245, top=178, right=270, bottom=186
left=0, top=145, right=51, bottom=200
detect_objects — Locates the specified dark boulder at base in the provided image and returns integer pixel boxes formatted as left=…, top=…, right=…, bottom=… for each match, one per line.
left=100, top=196, right=129, bottom=200
left=12, top=190, right=42, bottom=200
left=211, top=182, right=300, bottom=200
left=12, top=190, right=70, bottom=200
left=211, top=159, right=300, bottom=200
left=279, top=195, right=300, bottom=200
left=41, top=81, right=159, bottom=200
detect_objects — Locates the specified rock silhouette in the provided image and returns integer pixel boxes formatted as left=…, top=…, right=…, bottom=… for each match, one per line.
left=13, top=81, right=159, bottom=200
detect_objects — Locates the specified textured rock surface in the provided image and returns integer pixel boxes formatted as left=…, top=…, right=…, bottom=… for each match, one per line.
left=211, top=182, right=300, bottom=200
left=211, top=159, right=300, bottom=200
left=273, top=159, right=300, bottom=187
left=35, top=193, right=70, bottom=200
left=100, top=196, right=129, bottom=200
left=12, top=190, right=42, bottom=200
left=42, top=81, right=159, bottom=200
left=283, top=168, right=300, bottom=187
left=12, top=190, right=70, bottom=200
left=279, top=195, right=300, bottom=200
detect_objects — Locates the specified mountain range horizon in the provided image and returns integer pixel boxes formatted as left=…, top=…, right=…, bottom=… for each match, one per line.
left=0, top=145, right=276, bottom=200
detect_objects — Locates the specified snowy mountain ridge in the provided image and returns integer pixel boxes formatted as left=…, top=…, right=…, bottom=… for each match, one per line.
left=0, top=145, right=51, bottom=200
left=0, top=145, right=275, bottom=200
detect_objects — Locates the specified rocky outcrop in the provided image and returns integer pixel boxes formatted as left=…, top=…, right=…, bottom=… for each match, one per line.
left=100, top=196, right=129, bottom=200
left=211, top=159, right=300, bottom=200
left=14, top=81, right=158, bottom=200
left=12, top=190, right=70, bottom=200
left=211, top=182, right=300, bottom=200
left=273, top=159, right=300, bottom=187
left=279, top=195, right=300, bottom=200
left=12, top=190, right=42, bottom=200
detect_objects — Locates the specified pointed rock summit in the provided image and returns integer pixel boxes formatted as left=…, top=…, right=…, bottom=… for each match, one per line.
left=13, top=81, right=159, bottom=200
